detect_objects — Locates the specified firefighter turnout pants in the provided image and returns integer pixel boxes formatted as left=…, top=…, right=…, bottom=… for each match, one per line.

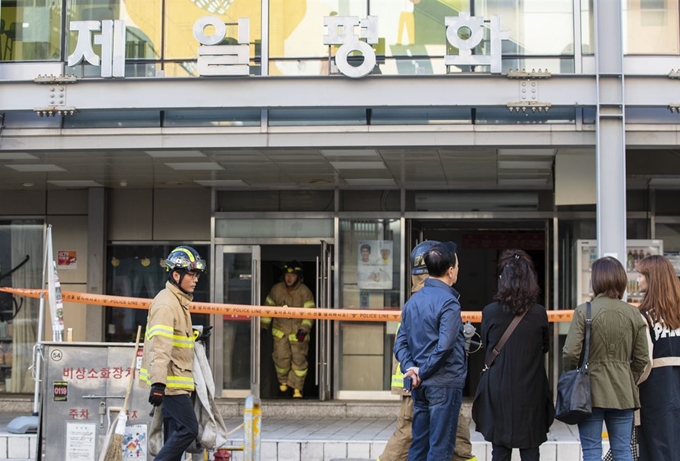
left=272, top=318, right=309, bottom=391
left=378, top=395, right=475, bottom=461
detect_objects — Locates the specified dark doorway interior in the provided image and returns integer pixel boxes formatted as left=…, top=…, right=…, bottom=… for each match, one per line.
left=412, top=221, right=548, bottom=397
left=260, top=245, right=320, bottom=400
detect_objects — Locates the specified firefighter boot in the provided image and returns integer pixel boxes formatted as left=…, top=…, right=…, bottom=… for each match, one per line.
left=279, top=383, right=288, bottom=392
left=293, top=389, right=303, bottom=398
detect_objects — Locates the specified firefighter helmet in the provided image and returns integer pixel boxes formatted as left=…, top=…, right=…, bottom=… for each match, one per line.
left=410, top=240, right=440, bottom=275
left=165, top=246, right=206, bottom=273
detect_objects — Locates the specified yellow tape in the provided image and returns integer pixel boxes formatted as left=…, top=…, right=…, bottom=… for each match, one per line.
left=0, top=287, right=605, bottom=323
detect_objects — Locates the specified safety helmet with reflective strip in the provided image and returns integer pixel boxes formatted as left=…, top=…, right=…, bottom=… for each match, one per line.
left=410, top=240, right=440, bottom=275
left=165, top=246, right=206, bottom=273
left=282, top=260, right=303, bottom=276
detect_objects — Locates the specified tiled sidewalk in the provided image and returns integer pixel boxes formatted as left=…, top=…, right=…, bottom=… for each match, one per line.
left=0, top=413, right=588, bottom=461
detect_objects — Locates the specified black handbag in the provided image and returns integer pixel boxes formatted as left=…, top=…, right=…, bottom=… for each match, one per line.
left=472, top=308, right=529, bottom=433
left=555, top=301, right=592, bottom=425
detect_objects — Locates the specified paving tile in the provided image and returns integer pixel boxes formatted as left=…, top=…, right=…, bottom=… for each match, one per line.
left=347, top=442, right=370, bottom=458
left=470, top=441, right=487, bottom=461
left=556, top=442, right=582, bottom=460
left=7, top=436, right=29, bottom=459
left=370, top=442, right=387, bottom=458
left=301, top=441, right=324, bottom=461
left=278, top=442, right=301, bottom=461
left=262, top=441, right=278, bottom=459
left=324, top=442, right=347, bottom=460
left=540, top=442, right=557, bottom=461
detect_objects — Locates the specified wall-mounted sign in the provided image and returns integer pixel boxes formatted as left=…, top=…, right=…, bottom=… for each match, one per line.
left=323, top=16, right=379, bottom=79
left=57, top=250, right=77, bottom=270
left=194, top=16, right=250, bottom=76
left=65, top=11, right=507, bottom=80
left=68, top=20, right=126, bottom=78
left=445, top=12, right=509, bottom=74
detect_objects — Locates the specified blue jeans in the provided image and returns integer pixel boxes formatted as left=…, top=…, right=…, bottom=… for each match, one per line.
left=577, top=407, right=634, bottom=461
left=157, top=394, right=199, bottom=461
left=408, top=385, right=463, bottom=461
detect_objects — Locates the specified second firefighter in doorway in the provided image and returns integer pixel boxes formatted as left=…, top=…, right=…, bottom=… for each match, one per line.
left=261, top=261, right=315, bottom=398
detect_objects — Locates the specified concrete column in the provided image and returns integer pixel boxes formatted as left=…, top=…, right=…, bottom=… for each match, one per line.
left=86, top=188, right=106, bottom=342
left=594, top=0, right=627, bottom=264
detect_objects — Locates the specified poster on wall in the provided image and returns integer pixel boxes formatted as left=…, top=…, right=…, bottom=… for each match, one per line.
left=57, top=250, right=77, bottom=270
left=65, top=422, right=96, bottom=460
left=357, top=240, right=393, bottom=290
left=123, top=424, right=148, bottom=461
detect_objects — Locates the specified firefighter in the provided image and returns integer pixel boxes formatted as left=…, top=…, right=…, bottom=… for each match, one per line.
left=378, top=241, right=477, bottom=461
left=261, top=261, right=315, bottom=398
left=140, top=245, right=210, bottom=461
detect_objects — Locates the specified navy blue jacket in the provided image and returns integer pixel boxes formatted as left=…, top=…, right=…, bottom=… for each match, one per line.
left=394, top=278, right=467, bottom=388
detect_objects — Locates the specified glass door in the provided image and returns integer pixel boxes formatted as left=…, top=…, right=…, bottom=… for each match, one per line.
left=316, top=241, right=333, bottom=400
left=215, top=245, right=261, bottom=398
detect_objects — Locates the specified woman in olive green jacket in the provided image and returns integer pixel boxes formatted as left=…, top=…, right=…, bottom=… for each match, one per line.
left=562, top=256, right=649, bottom=461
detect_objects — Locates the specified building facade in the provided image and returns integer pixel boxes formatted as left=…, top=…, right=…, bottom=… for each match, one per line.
left=0, top=0, right=680, bottom=401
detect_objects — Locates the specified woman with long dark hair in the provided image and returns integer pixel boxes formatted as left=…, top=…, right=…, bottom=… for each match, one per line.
left=636, top=255, right=680, bottom=461
left=474, top=249, right=554, bottom=461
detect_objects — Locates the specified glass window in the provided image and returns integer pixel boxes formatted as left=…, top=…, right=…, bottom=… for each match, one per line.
left=105, top=244, right=210, bottom=343
left=65, top=0, right=161, bottom=64
left=0, top=1, right=61, bottom=61
left=268, top=108, right=367, bottom=126
left=474, top=0, right=574, bottom=56
left=164, top=109, right=261, bottom=127
left=0, top=219, right=43, bottom=394
left=371, top=107, right=471, bottom=125
left=624, top=0, right=680, bottom=54
left=164, top=0, right=261, bottom=65
left=338, top=218, right=402, bottom=392
left=63, top=110, right=161, bottom=128
left=474, top=106, right=575, bottom=124
left=269, top=0, right=367, bottom=75
left=581, top=0, right=594, bottom=54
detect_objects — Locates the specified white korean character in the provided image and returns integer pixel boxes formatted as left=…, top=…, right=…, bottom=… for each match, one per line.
left=323, top=16, right=379, bottom=79
left=194, top=16, right=250, bottom=76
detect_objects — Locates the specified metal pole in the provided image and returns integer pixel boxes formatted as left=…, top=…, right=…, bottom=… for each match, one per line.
left=243, top=394, right=261, bottom=461
left=594, top=0, right=627, bottom=266
left=32, top=225, right=51, bottom=415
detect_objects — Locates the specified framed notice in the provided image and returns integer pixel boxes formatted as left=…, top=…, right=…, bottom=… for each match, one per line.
left=65, top=422, right=96, bottom=461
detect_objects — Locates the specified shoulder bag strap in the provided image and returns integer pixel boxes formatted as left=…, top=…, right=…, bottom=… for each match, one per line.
left=582, top=301, right=592, bottom=369
left=485, top=307, right=530, bottom=369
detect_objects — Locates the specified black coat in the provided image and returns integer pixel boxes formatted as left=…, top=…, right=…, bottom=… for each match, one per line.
left=475, top=302, right=554, bottom=448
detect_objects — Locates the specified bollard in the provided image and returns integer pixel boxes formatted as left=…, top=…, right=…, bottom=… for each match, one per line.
left=243, top=394, right=261, bottom=461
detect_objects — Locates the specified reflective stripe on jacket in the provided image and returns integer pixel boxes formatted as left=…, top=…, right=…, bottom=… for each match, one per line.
left=261, top=281, right=315, bottom=332
left=139, top=281, right=195, bottom=395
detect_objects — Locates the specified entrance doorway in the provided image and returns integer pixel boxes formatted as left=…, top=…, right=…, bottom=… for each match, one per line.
left=215, top=242, right=333, bottom=400
left=410, top=220, right=550, bottom=397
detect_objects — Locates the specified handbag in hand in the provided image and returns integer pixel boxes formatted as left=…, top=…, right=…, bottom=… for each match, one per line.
left=472, top=308, right=529, bottom=432
left=555, top=301, right=592, bottom=424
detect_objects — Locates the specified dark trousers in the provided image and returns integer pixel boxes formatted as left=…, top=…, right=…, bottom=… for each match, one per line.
left=492, top=444, right=540, bottom=461
left=409, top=385, right=463, bottom=461
left=157, top=394, right=199, bottom=461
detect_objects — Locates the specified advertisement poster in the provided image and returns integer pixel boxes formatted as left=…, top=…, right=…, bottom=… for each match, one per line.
left=57, top=250, right=77, bottom=270
left=357, top=240, right=393, bottom=290
left=123, top=424, right=148, bottom=460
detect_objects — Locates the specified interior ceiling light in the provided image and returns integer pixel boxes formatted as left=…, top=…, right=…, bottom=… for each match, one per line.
left=7, top=164, right=66, bottom=172
left=22, top=183, right=35, bottom=187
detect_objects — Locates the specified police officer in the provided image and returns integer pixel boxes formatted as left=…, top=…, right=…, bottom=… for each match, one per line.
left=261, top=261, right=315, bottom=398
left=140, top=245, right=210, bottom=461
left=378, top=241, right=477, bottom=461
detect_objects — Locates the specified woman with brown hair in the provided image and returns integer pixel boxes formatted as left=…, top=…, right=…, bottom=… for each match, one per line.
left=636, top=255, right=680, bottom=461
left=563, top=257, right=649, bottom=461
left=474, top=249, right=554, bottom=461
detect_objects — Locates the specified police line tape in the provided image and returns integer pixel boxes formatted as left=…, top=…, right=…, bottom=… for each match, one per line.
left=0, top=287, right=578, bottom=323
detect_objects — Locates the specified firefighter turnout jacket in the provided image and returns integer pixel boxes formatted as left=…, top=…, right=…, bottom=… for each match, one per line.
left=261, top=281, right=315, bottom=334
left=140, top=281, right=195, bottom=395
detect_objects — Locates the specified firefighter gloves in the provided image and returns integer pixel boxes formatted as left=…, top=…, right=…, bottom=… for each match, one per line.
left=195, top=325, right=213, bottom=342
left=295, top=329, right=307, bottom=342
left=149, top=383, right=166, bottom=406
